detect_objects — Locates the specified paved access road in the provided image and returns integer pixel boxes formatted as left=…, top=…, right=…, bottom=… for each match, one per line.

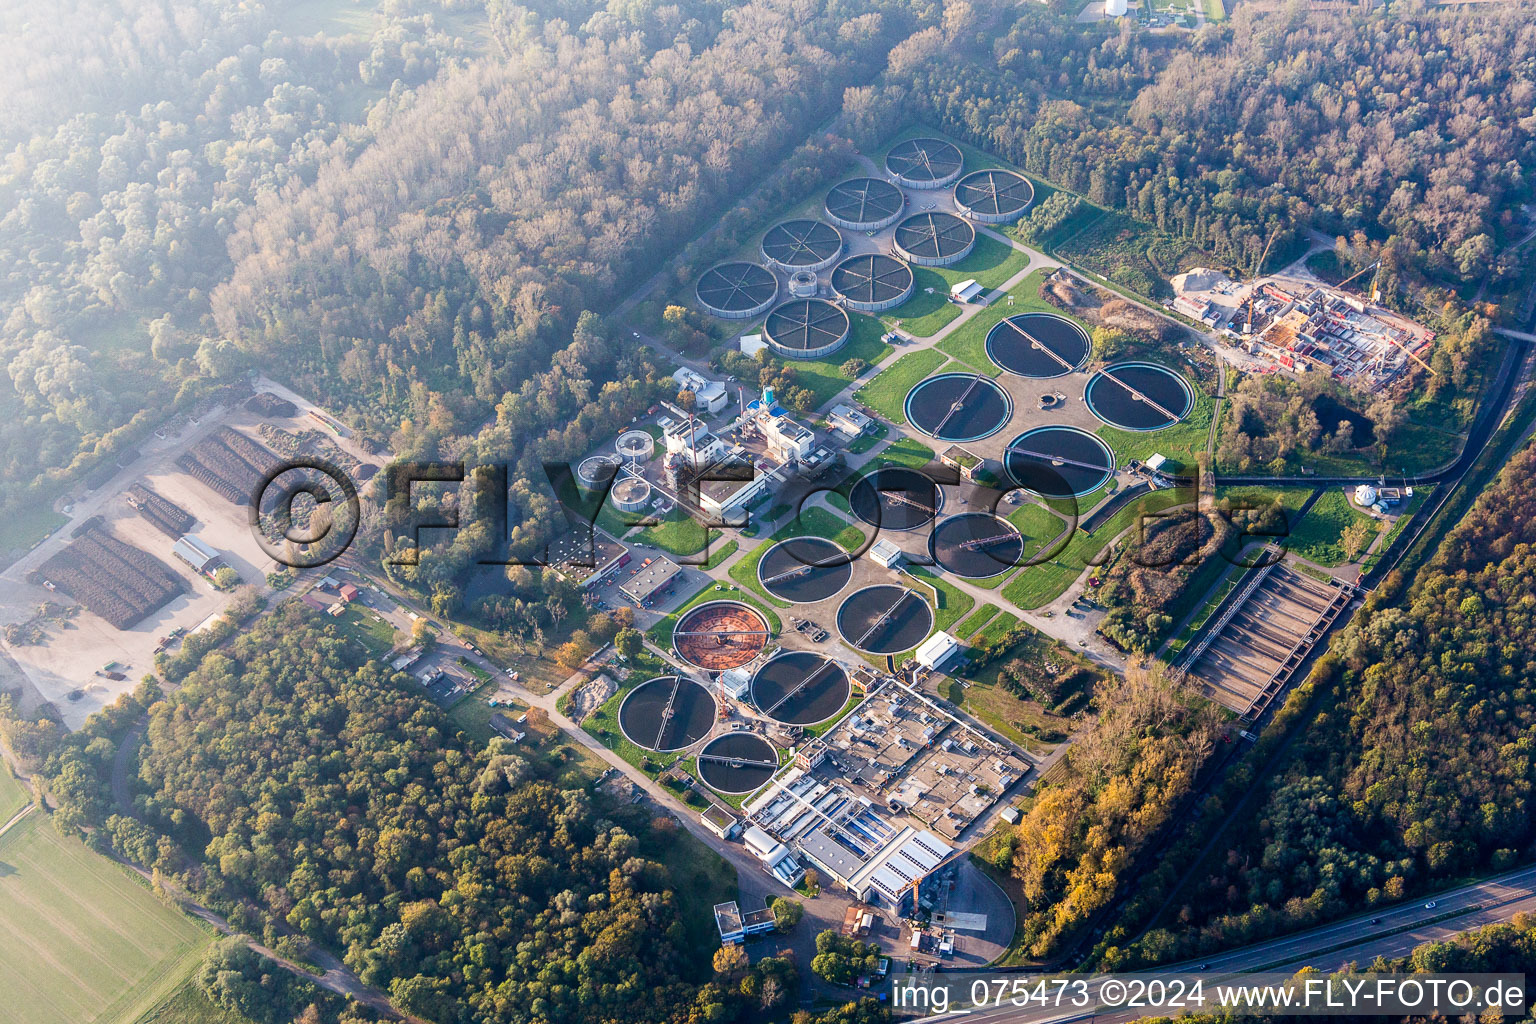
left=943, top=865, right=1536, bottom=1024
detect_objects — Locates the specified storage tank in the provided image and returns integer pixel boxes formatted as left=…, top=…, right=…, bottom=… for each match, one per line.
left=613, top=476, right=653, bottom=513
left=577, top=454, right=620, bottom=488
left=788, top=269, right=818, bottom=299
left=615, top=430, right=655, bottom=464
left=1105, top=0, right=1129, bottom=15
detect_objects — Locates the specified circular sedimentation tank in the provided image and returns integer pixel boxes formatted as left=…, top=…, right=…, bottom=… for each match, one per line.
left=885, top=137, right=964, bottom=190
left=674, top=601, right=770, bottom=672
left=893, top=212, right=975, bottom=267
left=762, top=299, right=851, bottom=359
left=761, top=219, right=843, bottom=271
left=695, top=261, right=778, bottom=319
left=849, top=466, right=943, bottom=532
left=904, top=372, right=1013, bottom=443
left=577, top=453, right=621, bottom=488
left=836, top=585, right=934, bottom=655
left=615, top=429, right=655, bottom=463
left=1003, top=425, right=1115, bottom=499
left=930, top=513, right=1026, bottom=579
left=750, top=651, right=851, bottom=727
left=953, top=169, right=1034, bottom=224
left=617, top=676, right=717, bottom=752
left=830, top=253, right=914, bottom=313
left=985, top=312, right=1090, bottom=378
left=757, top=535, right=852, bottom=604
left=1085, top=361, right=1195, bottom=431
left=611, top=475, right=652, bottom=513
left=824, top=176, right=906, bottom=230
left=697, top=732, right=780, bottom=794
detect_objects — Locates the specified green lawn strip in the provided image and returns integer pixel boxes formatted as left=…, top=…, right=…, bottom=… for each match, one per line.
left=781, top=312, right=892, bottom=413
left=1093, top=381, right=1215, bottom=472
left=595, top=502, right=642, bottom=539
left=846, top=421, right=889, bottom=453
left=904, top=566, right=974, bottom=634
left=1362, top=486, right=1433, bottom=573
left=1002, top=487, right=1192, bottom=610
left=1042, top=479, right=1116, bottom=522
left=972, top=609, right=1023, bottom=648
left=883, top=268, right=963, bottom=337
left=955, top=604, right=1003, bottom=639
left=727, top=506, right=866, bottom=608
left=854, top=350, right=949, bottom=422
left=647, top=580, right=782, bottom=646
left=1288, top=487, right=1376, bottom=566
left=918, top=233, right=1030, bottom=293
left=1007, top=502, right=1068, bottom=562
left=870, top=437, right=937, bottom=470
left=1212, top=485, right=1313, bottom=514
left=969, top=502, right=1071, bottom=593
left=333, top=602, right=399, bottom=659
left=803, top=693, right=861, bottom=739
left=634, top=509, right=719, bottom=556
left=937, top=268, right=1079, bottom=377
left=703, top=539, right=738, bottom=570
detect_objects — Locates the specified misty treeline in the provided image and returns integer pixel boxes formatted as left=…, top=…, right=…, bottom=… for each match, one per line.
left=863, top=3, right=1535, bottom=295
left=0, top=0, right=930, bottom=555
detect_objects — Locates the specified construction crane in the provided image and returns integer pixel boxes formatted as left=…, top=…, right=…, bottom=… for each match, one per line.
left=1242, top=227, right=1283, bottom=333
left=1336, top=259, right=1380, bottom=293
left=1332, top=260, right=1435, bottom=376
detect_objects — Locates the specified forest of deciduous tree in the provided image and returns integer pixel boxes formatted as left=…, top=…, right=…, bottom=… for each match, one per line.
left=0, top=0, right=927, bottom=553
left=987, top=664, right=1222, bottom=956
left=1119, top=442, right=1536, bottom=966
left=891, top=4, right=1535, bottom=293
left=31, top=603, right=822, bottom=1024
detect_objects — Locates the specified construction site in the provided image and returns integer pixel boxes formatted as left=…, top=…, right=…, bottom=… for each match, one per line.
left=1172, top=261, right=1436, bottom=393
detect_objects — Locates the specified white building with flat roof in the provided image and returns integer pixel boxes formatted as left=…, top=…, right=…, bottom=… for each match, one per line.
left=915, top=631, right=961, bottom=672
left=673, top=368, right=731, bottom=414
left=869, top=538, right=904, bottom=569
left=828, top=404, right=874, bottom=436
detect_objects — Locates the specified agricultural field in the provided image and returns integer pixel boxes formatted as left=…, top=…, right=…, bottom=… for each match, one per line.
left=136, top=980, right=259, bottom=1024
left=0, top=770, right=31, bottom=824
left=0, top=811, right=211, bottom=1024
